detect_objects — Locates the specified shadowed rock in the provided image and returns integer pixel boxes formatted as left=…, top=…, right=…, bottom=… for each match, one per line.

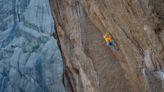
left=0, top=0, right=64, bottom=92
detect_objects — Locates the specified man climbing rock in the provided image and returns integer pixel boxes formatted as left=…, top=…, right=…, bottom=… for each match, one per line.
left=103, top=33, right=116, bottom=49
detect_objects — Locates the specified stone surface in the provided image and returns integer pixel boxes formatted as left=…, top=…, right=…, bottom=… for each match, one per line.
left=0, top=0, right=64, bottom=92
left=50, top=0, right=164, bottom=92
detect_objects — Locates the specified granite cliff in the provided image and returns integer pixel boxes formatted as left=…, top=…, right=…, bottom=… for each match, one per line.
left=50, top=0, right=164, bottom=92
left=0, top=0, right=64, bottom=92
left=0, top=0, right=164, bottom=92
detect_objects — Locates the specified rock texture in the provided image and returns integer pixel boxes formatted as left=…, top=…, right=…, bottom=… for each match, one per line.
left=0, top=0, right=64, bottom=92
left=50, top=0, right=164, bottom=92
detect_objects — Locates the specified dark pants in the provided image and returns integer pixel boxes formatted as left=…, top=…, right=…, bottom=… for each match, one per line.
left=107, top=40, right=116, bottom=49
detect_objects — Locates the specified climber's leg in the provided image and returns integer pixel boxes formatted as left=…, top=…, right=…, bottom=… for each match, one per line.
left=108, top=40, right=116, bottom=49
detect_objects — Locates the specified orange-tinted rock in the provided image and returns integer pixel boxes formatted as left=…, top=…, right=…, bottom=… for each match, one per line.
left=50, top=0, right=164, bottom=92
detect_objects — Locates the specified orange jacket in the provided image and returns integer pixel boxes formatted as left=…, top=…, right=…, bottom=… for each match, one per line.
left=103, top=34, right=111, bottom=43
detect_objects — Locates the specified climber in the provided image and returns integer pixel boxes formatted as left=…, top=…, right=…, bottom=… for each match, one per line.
left=103, top=32, right=116, bottom=49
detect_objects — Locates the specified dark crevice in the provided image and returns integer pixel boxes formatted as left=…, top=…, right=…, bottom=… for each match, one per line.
left=64, top=68, right=75, bottom=92
left=53, top=25, right=74, bottom=92
left=154, top=24, right=164, bottom=47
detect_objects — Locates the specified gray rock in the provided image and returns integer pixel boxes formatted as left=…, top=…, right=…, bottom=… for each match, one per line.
left=0, top=0, right=64, bottom=92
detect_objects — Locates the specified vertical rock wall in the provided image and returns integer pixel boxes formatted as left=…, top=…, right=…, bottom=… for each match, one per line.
left=0, top=0, right=64, bottom=92
left=50, top=0, right=164, bottom=92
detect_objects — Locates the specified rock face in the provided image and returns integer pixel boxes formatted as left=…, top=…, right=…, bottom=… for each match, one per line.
left=0, top=0, right=64, bottom=92
left=50, top=0, right=164, bottom=92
